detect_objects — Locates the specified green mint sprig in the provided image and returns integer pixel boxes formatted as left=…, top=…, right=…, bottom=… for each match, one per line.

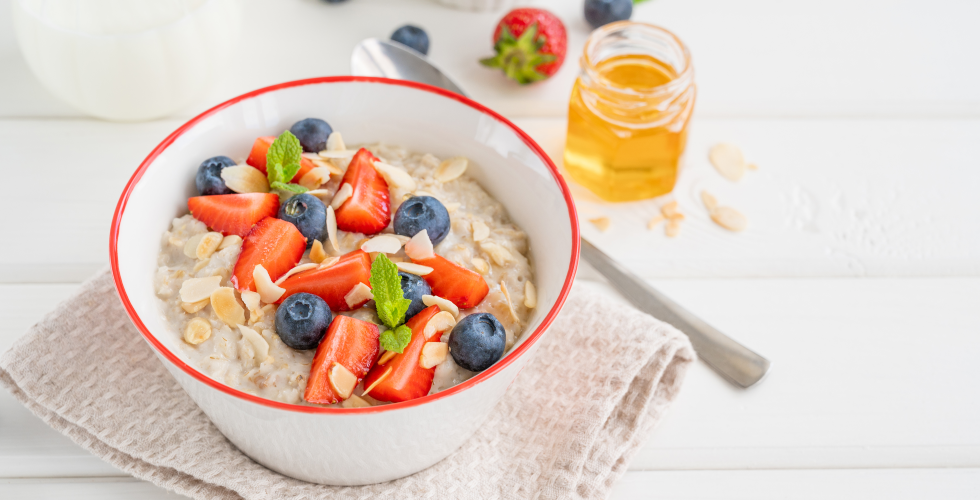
left=370, top=254, right=414, bottom=353
left=266, top=131, right=308, bottom=196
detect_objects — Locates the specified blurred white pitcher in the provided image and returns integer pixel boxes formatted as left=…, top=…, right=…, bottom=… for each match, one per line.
left=12, top=0, right=242, bottom=121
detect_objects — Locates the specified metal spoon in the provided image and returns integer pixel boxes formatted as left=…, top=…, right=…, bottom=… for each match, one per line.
left=350, top=38, right=772, bottom=388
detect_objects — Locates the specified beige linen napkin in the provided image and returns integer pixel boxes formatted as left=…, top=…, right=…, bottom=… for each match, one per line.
left=0, top=269, right=694, bottom=500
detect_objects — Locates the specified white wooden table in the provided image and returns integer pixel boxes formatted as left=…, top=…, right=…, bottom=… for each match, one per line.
left=2, top=0, right=979, bottom=497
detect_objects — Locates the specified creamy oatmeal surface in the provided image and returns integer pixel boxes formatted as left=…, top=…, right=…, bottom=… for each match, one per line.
left=154, top=143, right=534, bottom=406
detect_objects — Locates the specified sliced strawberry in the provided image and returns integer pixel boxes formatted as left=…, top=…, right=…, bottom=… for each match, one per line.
left=231, top=217, right=306, bottom=292
left=411, top=254, right=489, bottom=309
left=276, top=250, right=373, bottom=311
left=304, top=315, right=381, bottom=405
left=187, top=193, right=279, bottom=238
left=334, top=148, right=390, bottom=235
left=245, top=136, right=316, bottom=182
left=361, top=305, right=442, bottom=403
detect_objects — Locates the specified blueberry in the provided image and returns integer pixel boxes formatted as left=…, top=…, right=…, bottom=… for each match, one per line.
left=275, top=293, right=332, bottom=350
left=278, top=193, right=327, bottom=248
left=289, top=118, right=333, bottom=153
left=584, top=0, right=632, bottom=29
left=390, top=25, right=430, bottom=55
left=194, top=156, right=236, bottom=195
left=399, top=271, right=432, bottom=320
left=448, top=313, right=506, bottom=372
left=393, top=196, right=451, bottom=245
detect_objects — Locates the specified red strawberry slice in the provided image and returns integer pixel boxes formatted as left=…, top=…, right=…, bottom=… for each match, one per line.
left=334, top=148, right=390, bottom=235
left=231, top=217, right=306, bottom=292
left=304, top=315, right=381, bottom=405
left=187, top=193, right=279, bottom=238
left=276, top=250, right=373, bottom=311
left=361, top=305, right=442, bottom=403
left=245, top=136, right=316, bottom=182
left=411, top=254, right=489, bottom=309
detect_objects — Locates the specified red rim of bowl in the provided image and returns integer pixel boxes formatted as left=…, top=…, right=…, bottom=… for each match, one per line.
left=110, top=76, right=580, bottom=414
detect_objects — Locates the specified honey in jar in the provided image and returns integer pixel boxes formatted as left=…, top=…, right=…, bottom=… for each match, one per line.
left=564, top=22, right=696, bottom=202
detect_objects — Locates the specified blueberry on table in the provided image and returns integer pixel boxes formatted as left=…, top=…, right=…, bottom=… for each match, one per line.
left=399, top=271, right=432, bottom=320
left=289, top=118, right=333, bottom=153
left=278, top=193, right=327, bottom=248
left=194, top=156, right=236, bottom=195
left=391, top=25, right=430, bottom=55
left=393, top=196, right=451, bottom=245
left=448, top=313, right=506, bottom=372
left=584, top=0, right=632, bottom=29
left=275, top=293, right=332, bottom=350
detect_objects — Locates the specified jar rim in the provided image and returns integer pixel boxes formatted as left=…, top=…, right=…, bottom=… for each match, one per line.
left=581, top=21, right=694, bottom=99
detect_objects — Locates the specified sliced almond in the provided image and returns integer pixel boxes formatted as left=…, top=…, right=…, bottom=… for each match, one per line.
left=196, top=232, right=223, bottom=260
left=500, top=282, right=522, bottom=324
left=298, top=166, right=331, bottom=191
left=747, top=163, right=759, bottom=171
left=377, top=350, right=397, bottom=365
left=435, top=157, right=468, bottom=182
left=667, top=213, right=686, bottom=221
left=179, top=276, right=223, bottom=303
left=701, top=191, right=719, bottom=212
left=391, top=234, right=412, bottom=245
left=397, top=262, right=433, bottom=276
left=326, top=206, right=340, bottom=253
left=309, top=240, right=328, bottom=264
left=318, top=256, right=341, bottom=269
left=588, top=217, right=611, bottom=232
left=239, top=325, right=270, bottom=364
left=345, top=283, right=374, bottom=309
left=710, top=206, right=748, bottom=232
left=218, top=234, right=242, bottom=250
left=471, top=220, right=490, bottom=242
left=362, top=366, right=392, bottom=397
left=331, top=183, right=353, bottom=211
left=240, top=290, right=262, bottom=311
left=661, top=201, right=680, bottom=218
left=480, top=241, right=513, bottom=266
left=647, top=214, right=665, bottom=230
left=404, top=229, right=435, bottom=260
left=422, top=295, right=460, bottom=317
left=444, top=202, right=461, bottom=213
left=221, top=165, right=270, bottom=193
left=253, top=264, right=286, bottom=303
left=181, top=298, right=210, bottom=314
left=419, top=342, right=449, bottom=369
left=183, top=317, right=211, bottom=345
left=709, top=143, right=746, bottom=181
left=326, top=132, right=346, bottom=152
left=192, top=258, right=210, bottom=273
left=361, top=235, right=402, bottom=254
left=318, top=149, right=357, bottom=159
left=274, top=263, right=318, bottom=285
left=423, top=311, right=457, bottom=338
left=312, top=159, right=345, bottom=177
left=342, top=394, right=372, bottom=408
left=328, top=362, right=357, bottom=400
left=471, top=257, right=490, bottom=274
left=250, top=304, right=276, bottom=326
left=211, top=287, right=245, bottom=326
left=374, top=161, right=417, bottom=191
left=307, top=189, right=333, bottom=202
left=183, top=233, right=205, bottom=259
left=524, top=281, right=537, bottom=308
left=665, top=220, right=681, bottom=238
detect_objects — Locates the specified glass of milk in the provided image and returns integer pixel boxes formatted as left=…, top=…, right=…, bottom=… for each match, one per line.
left=12, top=0, right=242, bottom=121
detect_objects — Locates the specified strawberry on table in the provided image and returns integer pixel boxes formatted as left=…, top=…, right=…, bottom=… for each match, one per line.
left=304, top=315, right=381, bottom=405
left=334, top=148, right=391, bottom=235
left=480, top=8, right=567, bottom=84
left=277, top=250, right=374, bottom=311
left=361, top=305, right=444, bottom=403
left=187, top=193, right=279, bottom=238
left=231, top=217, right=306, bottom=292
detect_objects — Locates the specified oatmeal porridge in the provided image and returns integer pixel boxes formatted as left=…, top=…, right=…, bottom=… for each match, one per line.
left=154, top=119, right=534, bottom=408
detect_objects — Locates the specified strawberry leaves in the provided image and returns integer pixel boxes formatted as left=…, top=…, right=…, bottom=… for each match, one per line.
left=480, top=22, right=556, bottom=84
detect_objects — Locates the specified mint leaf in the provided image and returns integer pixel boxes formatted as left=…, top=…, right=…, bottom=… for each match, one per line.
left=266, top=131, right=302, bottom=175
left=281, top=162, right=302, bottom=183
left=370, top=254, right=412, bottom=329
left=270, top=181, right=308, bottom=194
left=268, top=162, right=285, bottom=185
left=380, top=325, right=412, bottom=354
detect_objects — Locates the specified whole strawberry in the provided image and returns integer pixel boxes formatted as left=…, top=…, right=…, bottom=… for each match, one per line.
left=480, top=8, right=567, bottom=85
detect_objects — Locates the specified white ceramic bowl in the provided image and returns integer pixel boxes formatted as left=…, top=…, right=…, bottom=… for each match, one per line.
left=111, top=77, right=579, bottom=485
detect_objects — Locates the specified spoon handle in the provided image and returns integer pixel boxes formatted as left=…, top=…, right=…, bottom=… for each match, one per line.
left=579, top=238, right=771, bottom=388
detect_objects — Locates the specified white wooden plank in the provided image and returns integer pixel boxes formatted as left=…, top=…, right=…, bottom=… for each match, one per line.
left=0, top=478, right=184, bottom=500
left=610, top=469, right=980, bottom=500
left=0, top=0, right=978, bottom=120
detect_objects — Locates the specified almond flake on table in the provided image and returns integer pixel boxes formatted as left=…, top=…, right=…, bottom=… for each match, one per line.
left=661, top=201, right=683, bottom=220
left=709, top=142, right=747, bottom=181
left=665, top=219, right=681, bottom=238
left=647, top=214, right=665, bottom=229
left=221, top=165, right=270, bottom=193
left=589, top=216, right=611, bottom=232
left=701, top=190, right=719, bottom=212
left=748, top=163, right=759, bottom=170
left=710, top=206, right=749, bottom=232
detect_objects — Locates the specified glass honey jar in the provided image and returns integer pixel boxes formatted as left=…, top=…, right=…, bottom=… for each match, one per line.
left=564, top=22, right=696, bottom=202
